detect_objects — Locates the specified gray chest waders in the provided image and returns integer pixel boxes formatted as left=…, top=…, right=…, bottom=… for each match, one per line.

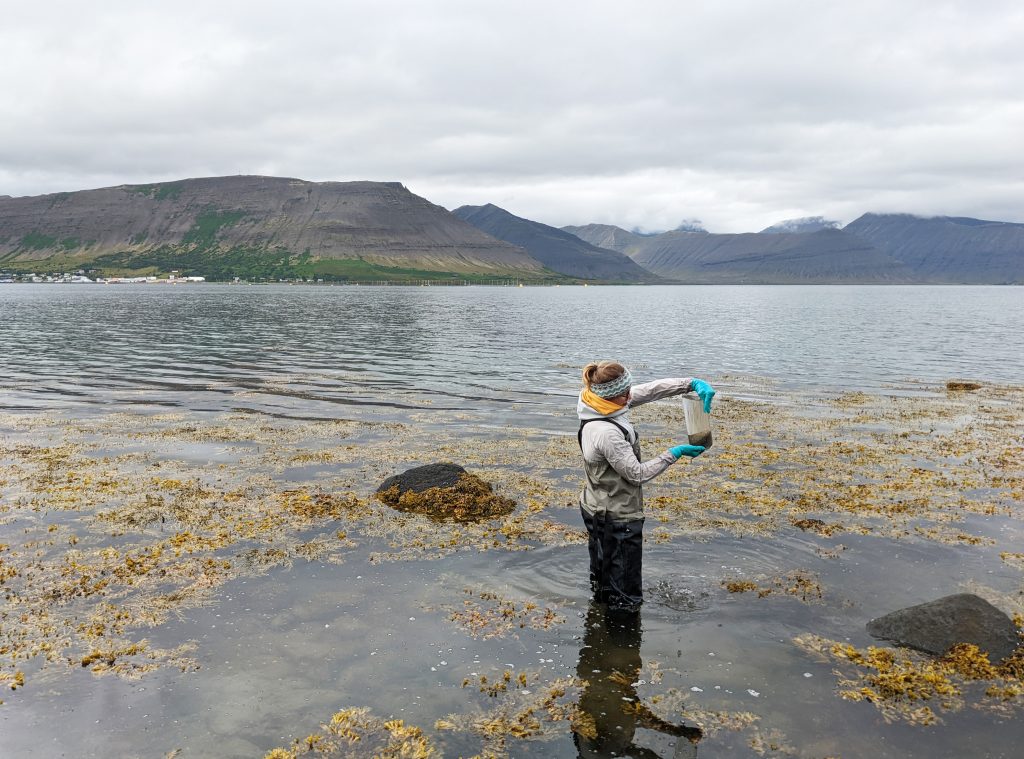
left=578, top=419, right=645, bottom=612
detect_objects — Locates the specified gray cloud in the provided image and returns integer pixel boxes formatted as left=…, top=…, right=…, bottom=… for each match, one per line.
left=1, top=0, right=1022, bottom=231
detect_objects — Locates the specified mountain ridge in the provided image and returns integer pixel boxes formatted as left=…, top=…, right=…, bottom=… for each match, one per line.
left=565, top=214, right=1024, bottom=284
left=452, top=204, right=660, bottom=283
left=843, top=213, right=1024, bottom=283
left=2, top=175, right=1022, bottom=283
left=0, top=176, right=549, bottom=281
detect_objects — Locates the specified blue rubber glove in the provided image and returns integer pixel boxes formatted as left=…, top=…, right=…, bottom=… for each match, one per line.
left=691, top=378, right=716, bottom=413
left=669, top=444, right=705, bottom=459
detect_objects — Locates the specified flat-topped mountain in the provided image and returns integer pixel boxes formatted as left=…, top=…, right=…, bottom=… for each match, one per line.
left=636, top=228, right=912, bottom=283
left=565, top=224, right=910, bottom=283
left=452, top=204, right=660, bottom=283
left=844, top=213, right=1024, bottom=284
left=4, top=176, right=1022, bottom=283
left=566, top=214, right=1024, bottom=284
left=0, top=176, right=545, bottom=280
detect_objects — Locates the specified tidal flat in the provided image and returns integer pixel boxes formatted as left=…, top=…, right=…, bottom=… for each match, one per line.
left=1, top=380, right=1022, bottom=757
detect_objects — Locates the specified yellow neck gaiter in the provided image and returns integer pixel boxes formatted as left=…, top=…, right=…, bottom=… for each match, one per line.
left=581, top=388, right=627, bottom=416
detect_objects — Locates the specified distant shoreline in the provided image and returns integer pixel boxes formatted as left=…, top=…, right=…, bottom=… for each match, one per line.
left=2, top=279, right=1022, bottom=287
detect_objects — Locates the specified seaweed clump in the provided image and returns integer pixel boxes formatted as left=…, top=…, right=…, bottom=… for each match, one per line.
left=263, top=707, right=438, bottom=758
left=946, top=380, right=983, bottom=392
left=445, top=588, right=564, bottom=639
left=795, top=634, right=1024, bottom=724
left=377, top=473, right=516, bottom=522
left=792, top=518, right=842, bottom=536
left=722, top=571, right=823, bottom=602
left=436, top=676, right=585, bottom=754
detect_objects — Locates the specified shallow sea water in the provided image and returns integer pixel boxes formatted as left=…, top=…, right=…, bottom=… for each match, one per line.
left=1, top=284, right=1023, bottom=758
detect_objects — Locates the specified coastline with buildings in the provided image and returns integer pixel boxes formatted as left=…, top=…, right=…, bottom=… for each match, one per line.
left=0, top=271, right=206, bottom=284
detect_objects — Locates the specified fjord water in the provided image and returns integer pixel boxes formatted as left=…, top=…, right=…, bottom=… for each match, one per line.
left=1, top=284, right=1023, bottom=758
left=1, top=284, right=1021, bottom=420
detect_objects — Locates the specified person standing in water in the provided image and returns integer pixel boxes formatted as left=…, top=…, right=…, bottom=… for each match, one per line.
left=577, top=361, right=715, bottom=614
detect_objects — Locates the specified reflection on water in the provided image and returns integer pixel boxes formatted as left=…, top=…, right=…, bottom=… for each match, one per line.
left=575, top=603, right=702, bottom=759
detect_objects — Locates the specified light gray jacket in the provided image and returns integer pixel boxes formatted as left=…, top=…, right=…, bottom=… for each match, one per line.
left=578, top=377, right=695, bottom=521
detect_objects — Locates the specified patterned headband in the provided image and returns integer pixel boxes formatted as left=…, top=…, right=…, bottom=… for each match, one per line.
left=589, top=369, right=633, bottom=398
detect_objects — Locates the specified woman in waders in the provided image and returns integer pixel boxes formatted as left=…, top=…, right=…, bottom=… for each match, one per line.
left=577, top=361, right=715, bottom=614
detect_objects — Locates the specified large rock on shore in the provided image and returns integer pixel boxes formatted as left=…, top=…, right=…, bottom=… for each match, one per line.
left=376, top=462, right=516, bottom=522
left=867, top=593, right=1020, bottom=663
left=377, top=462, right=468, bottom=495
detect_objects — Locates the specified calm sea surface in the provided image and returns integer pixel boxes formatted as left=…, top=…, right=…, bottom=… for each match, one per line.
left=1, top=284, right=1021, bottom=421
left=1, top=284, right=1023, bottom=758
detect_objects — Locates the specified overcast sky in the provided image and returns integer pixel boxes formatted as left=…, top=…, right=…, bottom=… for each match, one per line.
left=2, top=1, right=1022, bottom=232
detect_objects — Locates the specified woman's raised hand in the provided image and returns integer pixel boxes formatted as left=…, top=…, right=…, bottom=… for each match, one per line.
left=691, top=378, right=716, bottom=412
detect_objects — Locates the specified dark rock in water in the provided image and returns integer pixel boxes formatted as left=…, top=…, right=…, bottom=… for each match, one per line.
left=867, top=593, right=1020, bottom=663
left=376, top=462, right=467, bottom=497
left=376, top=462, right=516, bottom=522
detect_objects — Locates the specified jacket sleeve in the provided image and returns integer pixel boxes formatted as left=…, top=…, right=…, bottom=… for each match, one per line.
left=591, top=425, right=679, bottom=485
left=629, top=377, right=694, bottom=407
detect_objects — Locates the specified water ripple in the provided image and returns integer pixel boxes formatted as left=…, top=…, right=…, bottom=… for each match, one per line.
left=1, top=284, right=1021, bottom=419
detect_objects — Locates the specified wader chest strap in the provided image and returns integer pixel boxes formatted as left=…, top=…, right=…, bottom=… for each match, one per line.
left=577, top=418, right=630, bottom=450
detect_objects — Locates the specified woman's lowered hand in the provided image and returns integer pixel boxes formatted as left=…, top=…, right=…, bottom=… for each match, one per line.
left=669, top=444, right=705, bottom=459
left=691, top=378, right=716, bottom=412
